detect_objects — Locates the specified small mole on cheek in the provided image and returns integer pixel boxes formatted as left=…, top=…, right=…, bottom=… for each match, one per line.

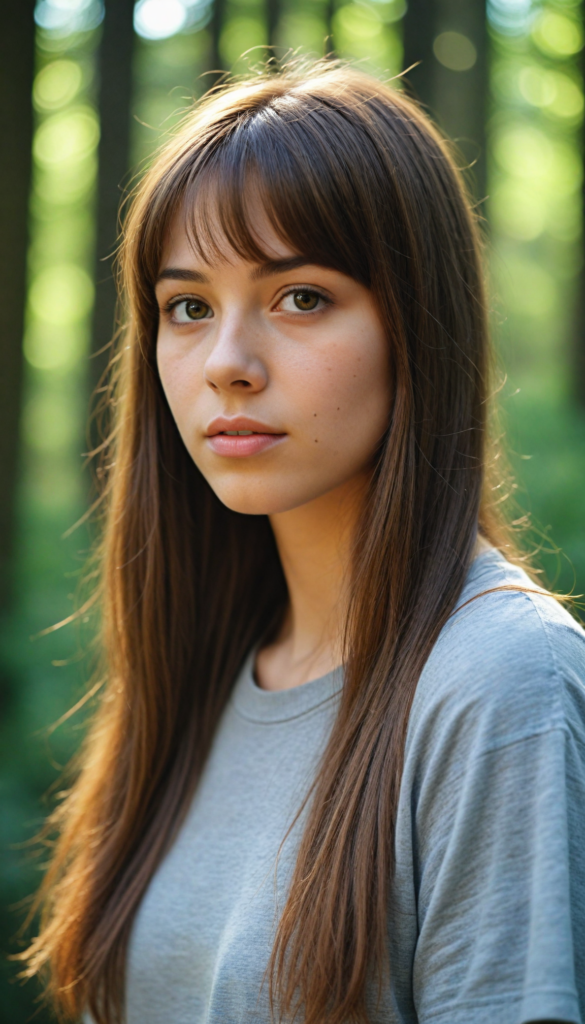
left=314, top=439, right=318, bottom=443
left=313, top=412, right=317, bottom=417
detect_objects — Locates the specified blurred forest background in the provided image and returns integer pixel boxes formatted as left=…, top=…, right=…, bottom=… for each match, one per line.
left=0, top=0, right=584, bottom=1019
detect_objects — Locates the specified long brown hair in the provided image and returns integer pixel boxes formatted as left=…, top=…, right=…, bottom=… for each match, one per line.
left=22, top=61, right=516, bottom=1023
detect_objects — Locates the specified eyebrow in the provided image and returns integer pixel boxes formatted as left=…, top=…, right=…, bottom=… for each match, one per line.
left=156, top=256, right=317, bottom=286
left=249, top=256, right=314, bottom=280
left=156, top=267, right=209, bottom=284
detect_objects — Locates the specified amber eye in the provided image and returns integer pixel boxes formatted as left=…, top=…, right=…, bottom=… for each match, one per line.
left=293, top=291, right=319, bottom=311
left=173, top=299, right=211, bottom=322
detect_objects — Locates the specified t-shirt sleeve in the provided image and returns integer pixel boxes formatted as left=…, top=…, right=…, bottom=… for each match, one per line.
left=410, top=704, right=585, bottom=1024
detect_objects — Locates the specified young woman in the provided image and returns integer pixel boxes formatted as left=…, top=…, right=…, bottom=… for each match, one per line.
left=23, top=63, right=585, bottom=1024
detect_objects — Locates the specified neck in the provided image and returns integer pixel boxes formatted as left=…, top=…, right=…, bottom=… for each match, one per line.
left=255, top=472, right=369, bottom=691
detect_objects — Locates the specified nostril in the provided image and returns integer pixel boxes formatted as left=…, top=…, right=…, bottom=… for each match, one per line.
left=232, top=380, right=252, bottom=387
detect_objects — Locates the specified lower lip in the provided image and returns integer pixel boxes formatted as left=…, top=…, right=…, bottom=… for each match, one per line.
left=207, top=433, right=286, bottom=457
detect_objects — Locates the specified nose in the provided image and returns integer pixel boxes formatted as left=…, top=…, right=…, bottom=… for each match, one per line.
left=204, top=313, right=268, bottom=394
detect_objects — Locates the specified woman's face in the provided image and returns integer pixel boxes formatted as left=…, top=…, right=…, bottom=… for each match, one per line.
left=155, top=210, right=392, bottom=516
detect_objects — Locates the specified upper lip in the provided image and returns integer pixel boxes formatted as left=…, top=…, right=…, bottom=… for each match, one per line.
left=206, top=416, right=285, bottom=437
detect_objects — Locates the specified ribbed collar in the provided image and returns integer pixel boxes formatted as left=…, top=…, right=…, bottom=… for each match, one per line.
left=232, top=649, right=344, bottom=724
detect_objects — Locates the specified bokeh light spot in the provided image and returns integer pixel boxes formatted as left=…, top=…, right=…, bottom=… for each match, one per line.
left=517, top=67, right=583, bottom=121
left=493, top=126, right=552, bottom=179
left=490, top=183, right=546, bottom=240
left=335, top=4, right=381, bottom=40
left=33, top=60, right=82, bottom=112
left=532, top=10, right=583, bottom=58
left=518, top=67, right=556, bottom=108
left=34, top=154, right=97, bottom=206
left=33, top=108, right=99, bottom=167
left=433, top=31, right=477, bottom=71
left=24, top=325, right=84, bottom=371
left=134, top=0, right=187, bottom=40
left=487, top=0, right=533, bottom=37
left=368, top=0, right=406, bottom=22
left=546, top=75, right=584, bottom=121
left=29, top=265, right=95, bottom=326
left=34, top=0, right=103, bottom=35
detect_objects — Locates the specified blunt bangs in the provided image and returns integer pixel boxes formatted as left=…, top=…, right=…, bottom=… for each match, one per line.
left=145, top=86, right=406, bottom=296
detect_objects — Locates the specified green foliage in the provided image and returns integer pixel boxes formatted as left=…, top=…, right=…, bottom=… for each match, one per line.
left=487, top=0, right=584, bottom=607
left=0, top=506, right=90, bottom=1024
left=0, top=20, right=98, bottom=1023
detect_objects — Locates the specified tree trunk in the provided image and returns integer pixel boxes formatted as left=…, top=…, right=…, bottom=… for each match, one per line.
left=90, top=0, right=136, bottom=409
left=266, top=0, right=281, bottom=53
left=402, top=0, right=488, bottom=203
left=0, top=0, right=36, bottom=610
left=211, top=0, right=228, bottom=73
left=402, top=0, right=435, bottom=112
left=325, top=0, right=336, bottom=56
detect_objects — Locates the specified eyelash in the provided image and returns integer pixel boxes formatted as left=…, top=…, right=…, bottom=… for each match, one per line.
left=276, top=286, right=332, bottom=312
left=162, top=286, right=332, bottom=324
left=164, top=295, right=207, bottom=321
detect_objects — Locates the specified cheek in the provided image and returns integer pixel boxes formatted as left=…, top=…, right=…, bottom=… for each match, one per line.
left=156, top=338, right=201, bottom=426
left=299, top=321, right=391, bottom=450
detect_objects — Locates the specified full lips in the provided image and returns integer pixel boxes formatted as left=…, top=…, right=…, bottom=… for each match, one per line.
left=207, top=433, right=286, bottom=457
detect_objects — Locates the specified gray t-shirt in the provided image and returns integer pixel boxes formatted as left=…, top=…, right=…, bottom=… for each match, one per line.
left=125, top=549, right=585, bottom=1023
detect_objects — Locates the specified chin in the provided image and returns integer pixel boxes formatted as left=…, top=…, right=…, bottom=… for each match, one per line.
left=217, top=494, right=279, bottom=516
left=207, top=475, right=323, bottom=518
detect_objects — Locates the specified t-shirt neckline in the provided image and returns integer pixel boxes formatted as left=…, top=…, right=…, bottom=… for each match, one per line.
left=231, top=545, right=502, bottom=726
left=232, top=650, right=344, bottom=724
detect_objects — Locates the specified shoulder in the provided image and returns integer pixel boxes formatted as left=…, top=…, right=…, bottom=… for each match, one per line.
left=406, top=549, right=585, bottom=768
